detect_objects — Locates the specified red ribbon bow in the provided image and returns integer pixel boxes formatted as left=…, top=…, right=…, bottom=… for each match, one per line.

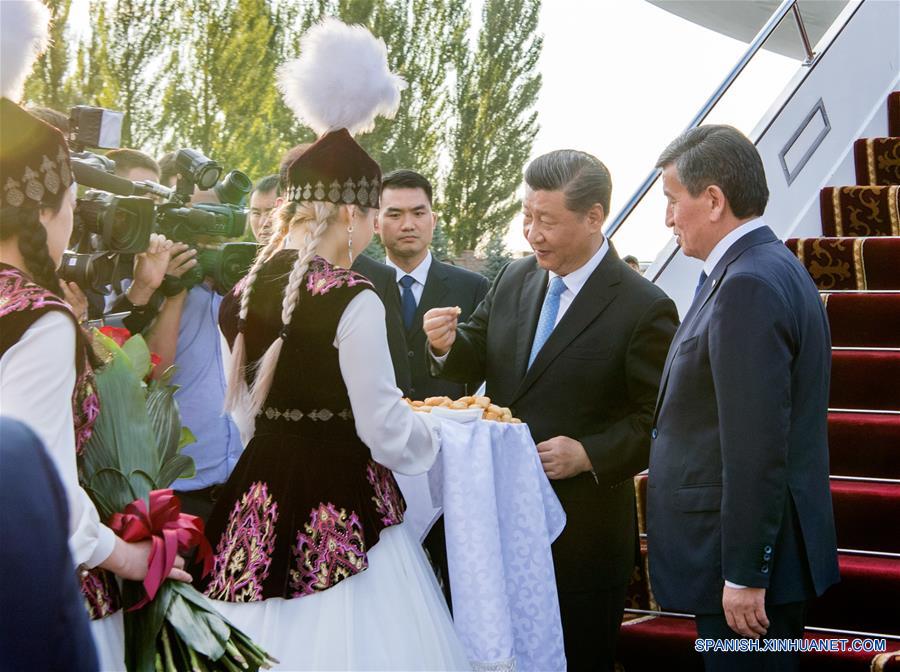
left=108, top=489, right=213, bottom=610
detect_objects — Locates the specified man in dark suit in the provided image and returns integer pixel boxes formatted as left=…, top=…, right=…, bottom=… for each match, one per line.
left=377, top=169, right=489, bottom=606
left=0, top=417, right=98, bottom=671
left=424, top=150, right=678, bottom=670
left=647, top=125, right=840, bottom=672
left=352, top=252, right=412, bottom=394
left=378, top=169, right=489, bottom=401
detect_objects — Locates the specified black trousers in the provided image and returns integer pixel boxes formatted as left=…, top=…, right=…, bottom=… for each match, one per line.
left=695, top=601, right=807, bottom=672
left=558, top=582, right=628, bottom=672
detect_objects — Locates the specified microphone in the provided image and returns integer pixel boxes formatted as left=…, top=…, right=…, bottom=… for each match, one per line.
left=71, top=159, right=136, bottom=196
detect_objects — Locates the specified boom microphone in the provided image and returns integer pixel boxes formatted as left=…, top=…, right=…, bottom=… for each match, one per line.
left=71, top=159, right=136, bottom=196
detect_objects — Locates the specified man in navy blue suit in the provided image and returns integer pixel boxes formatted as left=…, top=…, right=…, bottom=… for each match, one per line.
left=647, top=125, right=839, bottom=671
left=0, top=417, right=98, bottom=671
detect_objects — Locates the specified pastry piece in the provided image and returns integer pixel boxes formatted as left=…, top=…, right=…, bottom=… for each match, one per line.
left=473, top=396, right=491, bottom=409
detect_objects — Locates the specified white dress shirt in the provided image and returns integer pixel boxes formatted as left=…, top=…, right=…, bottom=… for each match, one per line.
left=547, top=237, right=609, bottom=327
left=386, top=251, right=433, bottom=306
left=703, top=218, right=767, bottom=276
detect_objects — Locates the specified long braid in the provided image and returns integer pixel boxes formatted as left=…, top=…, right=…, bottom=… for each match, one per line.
left=224, top=202, right=298, bottom=413
left=246, top=202, right=335, bottom=416
left=3, top=206, right=62, bottom=297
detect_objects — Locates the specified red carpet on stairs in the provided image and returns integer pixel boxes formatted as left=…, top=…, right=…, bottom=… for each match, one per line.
left=830, top=350, right=900, bottom=410
left=785, top=237, right=900, bottom=290
left=619, top=90, right=900, bottom=670
left=824, top=293, right=900, bottom=347
left=829, top=412, right=900, bottom=479
left=830, top=480, right=900, bottom=553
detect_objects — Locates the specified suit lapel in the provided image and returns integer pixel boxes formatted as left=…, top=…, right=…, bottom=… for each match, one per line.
left=513, top=263, right=547, bottom=383
left=653, top=226, right=780, bottom=416
left=511, top=253, right=621, bottom=405
left=409, top=260, right=450, bottom=340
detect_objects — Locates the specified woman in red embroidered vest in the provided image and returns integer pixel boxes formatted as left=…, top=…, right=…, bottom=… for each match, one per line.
left=0, top=3, right=191, bottom=667
left=197, top=19, right=470, bottom=670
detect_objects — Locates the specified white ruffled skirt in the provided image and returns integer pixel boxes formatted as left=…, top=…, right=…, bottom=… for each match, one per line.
left=90, top=610, right=125, bottom=671
left=211, top=522, right=472, bottom=671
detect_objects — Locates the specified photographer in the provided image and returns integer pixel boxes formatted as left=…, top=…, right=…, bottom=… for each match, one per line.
left=248, top=174, right=279, bottom=244
left=143, top=231, right=243, bottom=521
left=106, top=148, right=159, bottom=184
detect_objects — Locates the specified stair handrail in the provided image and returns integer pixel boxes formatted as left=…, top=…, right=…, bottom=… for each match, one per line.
left=603, top=0, right=819, bottom=280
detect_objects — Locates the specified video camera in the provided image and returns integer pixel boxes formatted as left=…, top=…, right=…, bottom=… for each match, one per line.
left=59, top=105, right=257, bottom=297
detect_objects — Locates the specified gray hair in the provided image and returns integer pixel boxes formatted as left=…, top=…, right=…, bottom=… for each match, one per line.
left=524, top=149, right=612, bottom=215
left=656, top=125, right=768, bottom=219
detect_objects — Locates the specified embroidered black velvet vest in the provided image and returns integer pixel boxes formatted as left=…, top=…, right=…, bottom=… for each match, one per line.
left=200, top=252, right=406, bottom=602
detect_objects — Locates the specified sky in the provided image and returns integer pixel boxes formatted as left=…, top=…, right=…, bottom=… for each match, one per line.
left=503, top=0, right=800, bottom=260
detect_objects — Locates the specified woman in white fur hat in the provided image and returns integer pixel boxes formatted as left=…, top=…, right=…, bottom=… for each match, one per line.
left=194, top=18, right=471, bottom=670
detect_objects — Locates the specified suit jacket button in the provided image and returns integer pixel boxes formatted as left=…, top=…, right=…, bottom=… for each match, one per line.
left=761, top=563, right=769, bottom=573
left=651, top=428, right=658, bottom=440
left=408, top=350, right=415, bottom=358
left=764, top=545, right=773, bottom=553
left=763, top=552, right=772, bottom=561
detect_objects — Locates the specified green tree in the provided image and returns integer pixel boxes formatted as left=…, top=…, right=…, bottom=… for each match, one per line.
left=361, top=234, right=386, bottom=262
left=22, top=0, right=77, bottom=111
left=482, top=230, right=512, bottom=282
left=431, top=222, right=451, bottom=262
left=443, top=0, right=542, bottom=254
left=78, top=0, right=178, bottom=149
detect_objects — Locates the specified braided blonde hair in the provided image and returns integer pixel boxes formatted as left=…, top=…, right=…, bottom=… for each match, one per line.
left=224, top=200, right=338, bottom=417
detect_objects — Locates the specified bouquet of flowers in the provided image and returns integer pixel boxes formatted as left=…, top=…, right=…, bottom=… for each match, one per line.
left=81, top=327, right=275, bottom=672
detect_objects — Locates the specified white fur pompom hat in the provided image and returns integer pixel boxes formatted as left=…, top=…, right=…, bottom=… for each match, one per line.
left=276, top=18, right=406, bottom=209
left=1, top=0, right=52, bottom=101
left=277, top=17, right=407, bottom=136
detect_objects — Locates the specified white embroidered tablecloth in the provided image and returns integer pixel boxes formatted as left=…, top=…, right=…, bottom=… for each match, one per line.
left=400, top=419, right=567, bottom=672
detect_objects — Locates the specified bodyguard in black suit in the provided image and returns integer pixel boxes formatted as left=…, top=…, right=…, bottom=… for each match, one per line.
left=377, top=169, right=489, bottom=607
left=647, top=126, right=839, bottom=672
left=377, top=169, right=488, bottom=401
left=424, top=151, right=678, bottom=670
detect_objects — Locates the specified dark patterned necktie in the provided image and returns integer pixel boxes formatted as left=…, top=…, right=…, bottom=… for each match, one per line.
left=399, top=275, right=417, bottom=330
left=694, top=271, right=708, bottom=301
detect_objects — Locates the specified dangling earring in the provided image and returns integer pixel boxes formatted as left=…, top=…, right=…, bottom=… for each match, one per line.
left=347, top=223, right=355, bottom=265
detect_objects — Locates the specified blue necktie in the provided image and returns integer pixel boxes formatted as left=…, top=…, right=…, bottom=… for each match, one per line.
left=399, top=275, right=417, bottom=331
left=528, top=276, right=567, bottom=369
left=693, top=271, right=708, bottom=301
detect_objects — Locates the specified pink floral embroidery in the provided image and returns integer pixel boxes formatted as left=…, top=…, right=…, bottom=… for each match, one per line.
left=289, top=503, right=368, bottom=597
left=205, top=482, right=279, bottom=602
left=306, top=257, right=373, bottom=296
left=0, top=267, right=99, bottom=454
left=0, top=268, right=71, bottom=317
left=366, top=460, right=405, bottom=526
left=80, top=567, right=121, bottom=620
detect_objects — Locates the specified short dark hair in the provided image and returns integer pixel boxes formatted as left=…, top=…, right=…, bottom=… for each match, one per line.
left=26, top=106, right=69, bottom=134
left=655, top=125, right=768, bottom=219
left=157, top=151, right=178, bottom=186
left=106, top=148, right=160, bottom=180
left=524, top=149, right=612, bottom=215
left=252, top=174, right=280, bottom=197
left=381, top=169, right=433, bottom=205
left=278, top=143, right=312, bottom=195
left=623, top=254, right=639, bottom=265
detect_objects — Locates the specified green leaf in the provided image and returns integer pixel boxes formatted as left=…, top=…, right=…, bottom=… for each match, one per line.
left=122, top=335, right=152, bottom=379
left=128, top=469, right=158, bottom=502
left=83, top=330, right=160, bottom=485
left=158, top=454, right=196, bottom=489
left=123, top=580, right=176, bottom=672
left=165, top=592, right=228, bottom=661
left=178, top=427, right=196, bottom=450
left=90, top=468, right=136, bottom=517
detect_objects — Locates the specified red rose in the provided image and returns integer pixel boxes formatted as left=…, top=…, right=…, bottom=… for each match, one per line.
left=150, top=352, right=161, bottom=367
left=99, top=326, right=132, bottom=347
